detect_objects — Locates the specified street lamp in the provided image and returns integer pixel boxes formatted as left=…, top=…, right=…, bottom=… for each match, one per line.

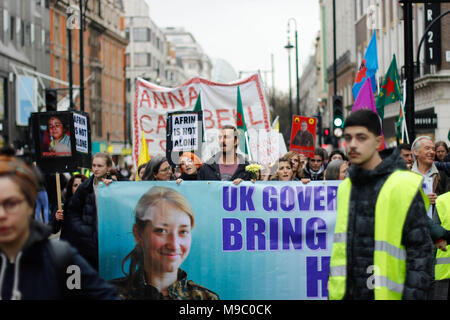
left=287, top=18, right=300, bottom=116
left=284, top=32, right=294, bottom=124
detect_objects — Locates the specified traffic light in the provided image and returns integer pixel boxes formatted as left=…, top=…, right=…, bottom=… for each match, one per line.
left=332, top=95, right=343, bottom=138
left=323, top=127, right=332, bottom=145
left=45, top=88, right=57, bottom=112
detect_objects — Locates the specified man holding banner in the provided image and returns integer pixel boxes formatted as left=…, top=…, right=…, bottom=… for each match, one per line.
left=328, top=109, right=433, bottom=300
left=197, top=125, right=250, bottom=183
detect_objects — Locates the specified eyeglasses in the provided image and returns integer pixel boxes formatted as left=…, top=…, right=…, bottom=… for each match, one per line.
left=0, top=198, right=26, bottom=213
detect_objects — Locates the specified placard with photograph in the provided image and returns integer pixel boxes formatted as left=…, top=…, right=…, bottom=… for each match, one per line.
left=31, top=111, right=92, bottom=173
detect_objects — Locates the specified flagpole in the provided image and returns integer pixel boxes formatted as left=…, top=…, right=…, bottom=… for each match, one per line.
left=401, top=80, right=409, bottom=144
left=244, top=131, right=252, bottom=162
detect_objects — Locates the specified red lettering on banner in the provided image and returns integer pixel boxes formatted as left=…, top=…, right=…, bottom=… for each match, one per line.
left=203, top=109, right=215, bottom=129
left=188, top=87, right=199, bottom=106
left=232, top=109, right=237, bottom=126
left=159, top=140, right=166, bottom=152
left=153, top=92, right=168, bottom=109
left=156, top=114, right=166, bottom=134
left=248, top=105, right=262, bottom=126
left=216, top=109, right=230, bottom=129
left=145, top=138, right=154, bottom=146
left=139, top=115, right=154, bottom=134
left=139, top=90, right=152, bottom=108
left=168, top=90, right=186, bottom=109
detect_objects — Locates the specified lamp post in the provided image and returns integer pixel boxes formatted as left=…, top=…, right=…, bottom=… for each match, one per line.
left=284, top=34, right=294, bottom=124
left=287, top=18, right=300, bottom=116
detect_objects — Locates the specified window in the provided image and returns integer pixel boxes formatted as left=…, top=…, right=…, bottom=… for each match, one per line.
left=16, top=17, right=21, bottom=40
left=3, top=9, right=9, bottom=35
left=35, top=24, right=41, bottom=48
left=41, top=29, right=46, bottom=50
left=125, top=53, right=130, bottom=67
left=124, top=28, right=129, bottom=40
left=93, top=110, right=102, bottom=137
left=133, top=28, right=150, bottom=42
left=134, top=53, right=150, bottom=67
left=30, top=23, right=35, bottom=45
left=54, top=56, right=61, bottom=79
left=10, top=16, right=14, bottom=41
left=25, top=23, right=31, bottom=46
left=20, top=20, right=25, bottom=46
left=0, top=77, right=5, bottom=121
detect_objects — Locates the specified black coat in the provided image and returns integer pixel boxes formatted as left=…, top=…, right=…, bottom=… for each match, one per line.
left=48, top=196, right=78, bottom=246
left=66, top=176, right=99, bottom=270
left=0, top=219, right=119, bottom=300
left=344, top=148, right=433, bottom=300
left=302, top=163, right=325, bottom=181
left=197, top=153, right=251, bottom=181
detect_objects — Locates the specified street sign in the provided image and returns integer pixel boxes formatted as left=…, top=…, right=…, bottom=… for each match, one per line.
left=414, top=112, right=437, bottom=129
left=424, top=3, right=442, bottom=65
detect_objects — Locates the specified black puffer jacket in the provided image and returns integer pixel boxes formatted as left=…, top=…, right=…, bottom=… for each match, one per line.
left=197, top=153, right=250, bottom=181
left=344, top=148, right=433, bottom=300
left=48, top=196, right=79, bottom=247
left=0, top=219, right=119, bottom=300
left=302, top=163, right=325, bottom=181
left=66, top=176, right=99, bottom=270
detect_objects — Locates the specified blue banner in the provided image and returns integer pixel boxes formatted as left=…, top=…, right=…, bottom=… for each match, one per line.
left=97, top=180, right=340, bottom=300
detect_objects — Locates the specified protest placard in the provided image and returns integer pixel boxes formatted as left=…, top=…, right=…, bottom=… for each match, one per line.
left=133, top=74, right=277, bottom=167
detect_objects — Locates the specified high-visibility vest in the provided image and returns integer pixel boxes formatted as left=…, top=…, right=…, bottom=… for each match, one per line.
left=435, top=192, right=450, bottom=280
left=328, top=170, right=429, bottom=300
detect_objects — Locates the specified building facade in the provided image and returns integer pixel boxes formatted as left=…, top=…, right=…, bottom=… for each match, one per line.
left=123, top=0, right=173, bottom=150
left=0, top=0, right=51, bottom=152
left=163, top=27, right=212, bottom=80
left=49, top=0, right=128, bottom=156
left=318, top=0, right=450, bottom=146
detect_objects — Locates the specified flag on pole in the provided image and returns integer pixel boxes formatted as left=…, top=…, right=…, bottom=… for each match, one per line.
left=192, top=91, right=205, bottom=142
left=351, top=78, right=386, bottom=150
left=136, top=132, right=150, bottom=180
left=376, top=54, right=402, bottom=120
left=352, top=78, right=376, bottom=113
left=352, top=30, right=378, bottom=100
left=396, top=79, right=409, bottom=143
left=236, top=86, right=250, bottom=158
left=272, top=116, right=280, bottom=132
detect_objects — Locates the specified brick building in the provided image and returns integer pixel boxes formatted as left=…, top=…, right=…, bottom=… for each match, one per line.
left=49, top=0, right=129, bottom=155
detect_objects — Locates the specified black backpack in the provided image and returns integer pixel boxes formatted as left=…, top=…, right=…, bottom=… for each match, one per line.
left=47, top=239, right=73, bottom=298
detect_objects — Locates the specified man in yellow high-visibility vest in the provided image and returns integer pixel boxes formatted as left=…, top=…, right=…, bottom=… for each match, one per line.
left=429, top=191, right=450, bottom=299
left=328, top=109, right=433, bottom=300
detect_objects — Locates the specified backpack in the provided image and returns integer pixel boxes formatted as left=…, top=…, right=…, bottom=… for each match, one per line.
left=47, top=239, right=73, bottom=298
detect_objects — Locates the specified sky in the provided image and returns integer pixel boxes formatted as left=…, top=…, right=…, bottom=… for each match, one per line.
left=146, top=0, right=320, bottom=94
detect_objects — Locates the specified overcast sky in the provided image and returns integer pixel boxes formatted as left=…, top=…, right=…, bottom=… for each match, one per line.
left=146, top=0, right=320, bottom=94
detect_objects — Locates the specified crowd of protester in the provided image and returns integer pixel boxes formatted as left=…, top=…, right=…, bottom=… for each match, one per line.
left=1, top=121, right=450, bottom=300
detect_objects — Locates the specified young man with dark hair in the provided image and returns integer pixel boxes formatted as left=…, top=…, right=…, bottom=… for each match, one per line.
left=197, top=125, right=250, bottom=184
left=398, top=143, right=413, bottom=169
left=302, top=148, right=326, bottom=181
left=328, top=109, right=433, bottom=300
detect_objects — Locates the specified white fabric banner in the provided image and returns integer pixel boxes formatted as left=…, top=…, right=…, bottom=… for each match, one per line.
left=133, top=73, right=277, bottom=166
